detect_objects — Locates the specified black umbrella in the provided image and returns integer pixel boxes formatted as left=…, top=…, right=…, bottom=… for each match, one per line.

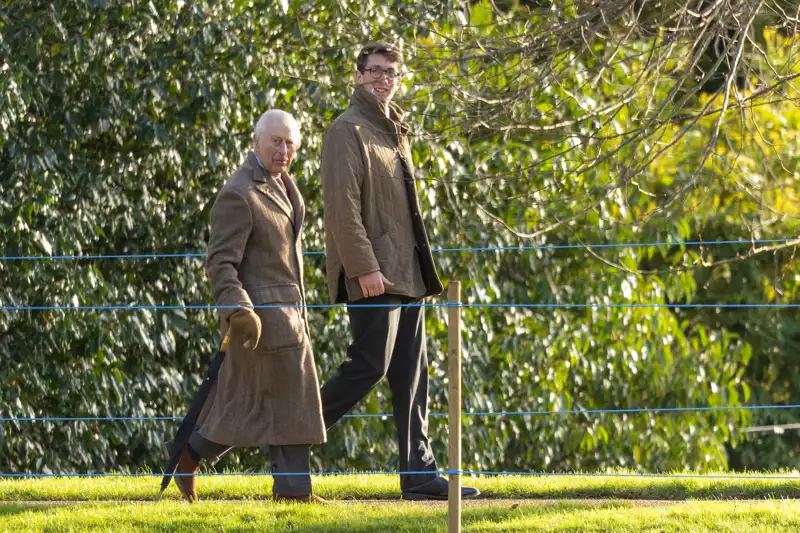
left=157, top=331, right=230, bottom=500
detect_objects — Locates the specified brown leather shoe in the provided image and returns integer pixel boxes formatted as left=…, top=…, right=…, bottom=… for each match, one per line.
left=274, top=493, right=328, bottom=504
left=162, top=441, right=200, bottom=503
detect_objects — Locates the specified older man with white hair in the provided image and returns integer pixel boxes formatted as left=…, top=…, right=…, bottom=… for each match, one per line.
left=165, top=109, right=326, bottom=503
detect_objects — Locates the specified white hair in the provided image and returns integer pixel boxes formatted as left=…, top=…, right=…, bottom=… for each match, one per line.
left=254, top=109, right=301, bottom=146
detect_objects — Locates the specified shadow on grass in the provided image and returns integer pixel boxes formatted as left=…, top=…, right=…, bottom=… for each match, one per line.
left=261, top=501, right=636, bottom=533
left=268, top=503, right=630, bottom=533
left=0, top=501, right=631, bottom=532
left=0, top=503, right=65, bottom=518
left=478, top=482, right=800, bottom=501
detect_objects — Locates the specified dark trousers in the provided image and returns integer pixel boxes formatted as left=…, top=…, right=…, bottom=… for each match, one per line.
left=188, top=430, right=312, bottom=497
left=320, top=294, right=438, bottom=490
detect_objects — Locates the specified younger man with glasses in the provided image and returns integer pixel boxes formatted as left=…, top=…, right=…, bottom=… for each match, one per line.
left=319, top=42, right=479, bottom=500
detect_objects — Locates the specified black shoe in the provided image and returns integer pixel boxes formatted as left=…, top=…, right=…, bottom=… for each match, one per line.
left=402, top=477, right=480, bottom=501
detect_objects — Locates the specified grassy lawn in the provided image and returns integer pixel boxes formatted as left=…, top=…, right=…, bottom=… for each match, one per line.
left=2, top=471, right=800, bottom=501
left=2, top=473, right=799, bottom=532
left=0, top=499, right=798, bottom=532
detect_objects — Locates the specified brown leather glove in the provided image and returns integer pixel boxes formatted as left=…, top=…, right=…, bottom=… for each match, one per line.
left=229, top=308, right=261, bottom=350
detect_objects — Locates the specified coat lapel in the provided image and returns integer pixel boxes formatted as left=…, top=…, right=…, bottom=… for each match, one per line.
left=246, top=151, right=302, bottom=230
left=246, top=150, right=293, bottom=221
left=254, top=181, right=294, bottom=222
left=280, top=172, right=305, bottom=233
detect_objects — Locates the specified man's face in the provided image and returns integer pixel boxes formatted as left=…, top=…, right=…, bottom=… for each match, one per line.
left=254, top=121, right=297, bottom=175
left=355, top=53, right=402, bottom=105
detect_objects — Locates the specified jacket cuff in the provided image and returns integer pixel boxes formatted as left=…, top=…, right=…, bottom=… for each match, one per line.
left=218, top=293, right=254, bottom=322
left=342, top=257, right=381, bottom=280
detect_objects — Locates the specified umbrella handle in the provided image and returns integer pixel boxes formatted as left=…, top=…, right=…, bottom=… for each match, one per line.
left=220, top=329, right=231, bottom=351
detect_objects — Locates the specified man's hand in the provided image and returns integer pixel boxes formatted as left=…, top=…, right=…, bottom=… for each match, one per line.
left=358, top=271, right=394, bottom=298
left=229, top=308, right=261, bottom=349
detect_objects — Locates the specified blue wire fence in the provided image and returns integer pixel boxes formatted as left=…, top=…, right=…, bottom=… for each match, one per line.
left=0, top=238, right=796, bottom=262
left=2, top=303, right=799, bottom=311
left=3, top=470, right=800, bottom=480
left=2, top=237, right=799, bottom=483
left=4, top=404, right=800, bottom=423
left=4, top=404, right=798, bottom=480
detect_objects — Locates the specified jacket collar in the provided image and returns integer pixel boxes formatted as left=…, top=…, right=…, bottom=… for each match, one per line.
left=247, top=151, right=268, bottom=183
left=246, top=151, right=304, bottom=231
left=350, top=88, right=410, bottom=137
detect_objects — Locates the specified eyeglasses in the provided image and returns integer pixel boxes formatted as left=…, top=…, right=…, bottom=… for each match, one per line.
left=361, top=67, right=403, bottom=81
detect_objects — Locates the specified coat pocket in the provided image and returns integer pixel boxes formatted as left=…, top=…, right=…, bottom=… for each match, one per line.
left=249, top=283, right=305, bottom=354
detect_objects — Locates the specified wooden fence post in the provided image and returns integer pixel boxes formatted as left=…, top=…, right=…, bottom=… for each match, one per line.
left=447, top=280, right=462, bottom=533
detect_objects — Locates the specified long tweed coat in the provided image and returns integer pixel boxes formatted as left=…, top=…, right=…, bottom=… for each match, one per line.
left=196, top=151, right=326, bottom=446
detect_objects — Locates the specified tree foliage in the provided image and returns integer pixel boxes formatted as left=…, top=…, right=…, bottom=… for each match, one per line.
left=1, top=0, right=798, bottom=476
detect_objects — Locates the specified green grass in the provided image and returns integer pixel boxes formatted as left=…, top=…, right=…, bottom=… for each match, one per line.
left=1, top=500, right=798, bottom=532
left=2, top=471, right=800, bottom=501
left=2, top=475, right=800, bottom=532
